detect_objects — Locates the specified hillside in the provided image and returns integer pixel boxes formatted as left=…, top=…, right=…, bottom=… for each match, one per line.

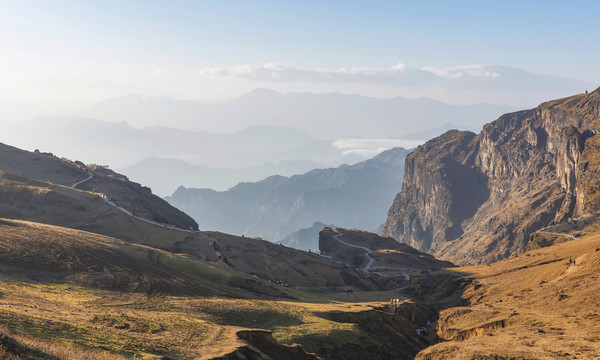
left=414, top=221, right=600, bottom=359
left=0, top=219, right=322, bottom=359
left=0, top=219, right=269, bottom=297
left=383, top=87, right=600, bottom=265
left=319, top=228, right=454, bottom=272
left=0, top=172, right=374, bottom=290
left=166, top=147, right=410, bottom=244
left=0, top=218, right=444, bottom=360
left=0, top=142, right=198, bottom=231
left=0, top=142, right=86, bottom=186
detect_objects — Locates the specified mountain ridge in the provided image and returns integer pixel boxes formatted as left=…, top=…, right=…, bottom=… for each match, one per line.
left=383, top=87, right=600, bottom=265
left=167, top=146, right=410, bottom=243
left=85, top=89, right=516, bottom=138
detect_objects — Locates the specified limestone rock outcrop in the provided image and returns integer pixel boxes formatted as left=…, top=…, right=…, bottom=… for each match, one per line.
left=382, top=88, right=600, bottom=265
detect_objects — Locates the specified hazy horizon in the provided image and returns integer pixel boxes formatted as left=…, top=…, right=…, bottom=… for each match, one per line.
left=1, top=0, right=598, bottom=194
left=1, top=1, right=599, bottom=124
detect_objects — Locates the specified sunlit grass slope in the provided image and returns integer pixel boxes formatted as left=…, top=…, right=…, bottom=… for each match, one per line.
left=0, top=219, right=430, bottom=359
left=416, top=228, right=600, bottom=359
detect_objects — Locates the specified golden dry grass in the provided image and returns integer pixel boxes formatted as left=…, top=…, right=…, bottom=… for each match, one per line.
left=0, top=218, right=420, bottom=359
left=0, top=268, right=408, bottom=359
left=416, top=230, right=600, bottom=359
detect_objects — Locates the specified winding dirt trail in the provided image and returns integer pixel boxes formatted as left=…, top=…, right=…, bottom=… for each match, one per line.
left=70, top=172, right=94, bottom=188
left=331, top=229, right=418, bottom=288
left=332, top=230, right=374, bottom=270
left=100, top=196, right=193, bottom=233
left=534, top=230, right=578, bottom=240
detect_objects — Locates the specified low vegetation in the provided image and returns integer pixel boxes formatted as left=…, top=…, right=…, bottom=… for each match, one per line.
left=0, top=219, right=429, bottom=359
left=415, top=226, right=600, bottom=359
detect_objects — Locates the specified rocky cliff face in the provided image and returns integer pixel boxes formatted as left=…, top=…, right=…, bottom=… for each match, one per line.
left=382, top=88, right=600, bottom=265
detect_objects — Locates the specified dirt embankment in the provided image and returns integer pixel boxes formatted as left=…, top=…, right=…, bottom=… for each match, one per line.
left=213, top=330, right=320, bottom=360
left=214, top=298, right=449, bottom=360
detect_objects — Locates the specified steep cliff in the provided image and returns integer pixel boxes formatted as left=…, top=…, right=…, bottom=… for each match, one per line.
left=382, top=88, right=600, bottom=265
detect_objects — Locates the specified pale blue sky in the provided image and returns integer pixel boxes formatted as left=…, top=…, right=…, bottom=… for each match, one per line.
left=1, top=0, right=599, bottom=107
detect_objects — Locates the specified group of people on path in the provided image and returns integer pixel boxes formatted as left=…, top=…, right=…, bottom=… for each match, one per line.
left=389, top=298, right=432, bottom=337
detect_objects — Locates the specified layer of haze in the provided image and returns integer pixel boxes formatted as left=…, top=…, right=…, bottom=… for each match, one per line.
left=1, top=0, right=599, bottom=124
left=1, top=0, right=599, bottom=198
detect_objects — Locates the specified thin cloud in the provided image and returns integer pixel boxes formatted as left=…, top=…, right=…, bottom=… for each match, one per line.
left=199, top=63, right=436, bottom=86
left=199, top=62, right=593, bottom=90
left=197, top=62, right=597, bottom=106
left=332, top=138, right=424, bottom=157
left=421, top=65, right=501, bottom=79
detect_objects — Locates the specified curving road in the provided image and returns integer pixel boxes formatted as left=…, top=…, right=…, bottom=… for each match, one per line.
left=331, top=229, right=417, bottom=289
left=332, top=231, right=374, bottom=270
left=535, top=230, right=578, bottom=240
left=68, top=167, right=196, bottom=235
left=71, top=172, right=94, bottom=188
left=100, top=195, right=193, bottom=234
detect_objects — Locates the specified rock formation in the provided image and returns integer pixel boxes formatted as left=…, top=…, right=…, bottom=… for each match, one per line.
left=382, top=88, right=600, bottom=265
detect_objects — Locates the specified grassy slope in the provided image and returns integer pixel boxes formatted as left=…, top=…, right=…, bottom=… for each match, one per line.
left=188, top=231, right=377, bottom=289
left=0, top=141, right=197, bottom=230
left=0, top=219, right=431, bottom=359
left=77, top=167, right=198, bottom=230
left=0, top=142, right=85, bottom=186
left=320, top=227, right=454, bottom=270
left=416, top=227, right=600, bottom=359
left=0, top=145, right=376, bottom=290
left=0, top=170, right=183, bottom=243
left=0, top=170, right=376, bottom=293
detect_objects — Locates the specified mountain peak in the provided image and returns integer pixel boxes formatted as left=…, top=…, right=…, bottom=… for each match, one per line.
left=236, top=88, right=282, bottom=100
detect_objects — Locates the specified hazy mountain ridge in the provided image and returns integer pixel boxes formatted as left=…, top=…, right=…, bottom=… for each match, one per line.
left=117, top=157, right=333, bottom=196
left=166, top=147, right=411, bottom=242
left=280, top=221, right=334, bottom=252
left=383, top=87, right=600, bottom=265
left=0, top=117, right=327, bottom=169
left=85, top=89, right=516, bottom=138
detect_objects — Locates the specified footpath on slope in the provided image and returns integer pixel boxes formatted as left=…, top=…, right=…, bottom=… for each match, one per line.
left=71, top=170, right=195, bottom=236
left=100, top=196, right=193, bottom=233
left=329, top=228, right=424, bottom=286
left=534, top=230, right=578, bottom=240
left=70, top=172, right=94, bottom=188
left=332, top=229, right=374, bottom=270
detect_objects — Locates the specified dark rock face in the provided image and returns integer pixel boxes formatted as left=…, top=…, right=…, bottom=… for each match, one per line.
left=382, top=88, right=600, bottom=265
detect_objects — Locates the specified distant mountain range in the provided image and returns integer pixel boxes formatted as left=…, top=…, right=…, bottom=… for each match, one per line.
left=0, top=117, right=358, bottom=169
left=85, top=89, right=516, bottom=138
left=166, top=147, right=410, bottom=243
left=0, top=89, right=514, bottom=198
left=117, top=157, right=331, bottom=197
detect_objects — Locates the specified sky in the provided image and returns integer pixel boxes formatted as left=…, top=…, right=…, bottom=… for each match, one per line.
left=1, top=0, right=599, bottom=116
